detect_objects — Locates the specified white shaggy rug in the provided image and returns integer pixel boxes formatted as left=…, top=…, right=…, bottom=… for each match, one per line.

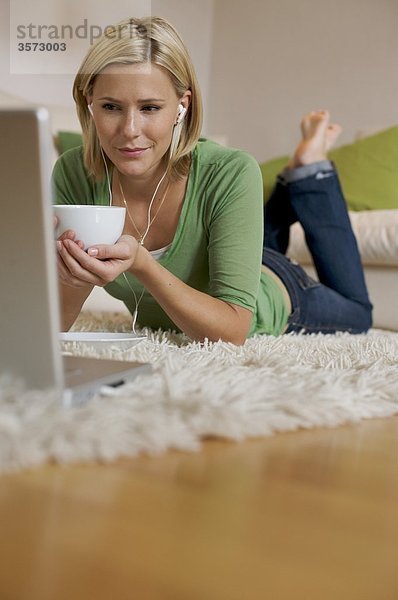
left=1, top=312, right=398, bottom=473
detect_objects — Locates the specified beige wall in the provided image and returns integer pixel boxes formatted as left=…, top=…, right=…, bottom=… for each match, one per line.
left=2, top=0, right=398, bottom=162
left=207, top=0, right=398, bottom=162
left=0, top=0, right=214, bottom=130
left=152, top=0, right=214, bottom=132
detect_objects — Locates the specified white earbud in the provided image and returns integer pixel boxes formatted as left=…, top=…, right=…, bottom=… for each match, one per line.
left=176, top=103, right=187, bottom=124
left=87, top=104, right=93, bottom=116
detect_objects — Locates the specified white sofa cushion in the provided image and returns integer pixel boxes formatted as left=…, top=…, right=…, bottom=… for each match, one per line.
left=288, top=209, right=398, bottom=267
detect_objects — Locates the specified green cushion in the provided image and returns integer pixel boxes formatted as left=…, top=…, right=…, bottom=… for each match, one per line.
left=260, top=155, right=289, bottom=205
left=56, top=130, right=83, bottom=154
left=260, top=125, right=398, bottom=211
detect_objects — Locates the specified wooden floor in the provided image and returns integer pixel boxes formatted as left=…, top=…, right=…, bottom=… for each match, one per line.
left=1, top=415, right=398, bottom=600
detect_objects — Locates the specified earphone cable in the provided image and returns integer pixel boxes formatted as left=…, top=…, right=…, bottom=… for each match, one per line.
left=140, top=168, right=168, bottom=245
left=118, top=168, right=168, bottom=332
left=122, top=272, right=145, bottom=334
left=100, top=145, right=113, bottom=206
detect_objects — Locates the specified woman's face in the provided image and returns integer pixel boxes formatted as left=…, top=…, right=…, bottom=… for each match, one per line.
left=88, top=62, right=190, bottom=180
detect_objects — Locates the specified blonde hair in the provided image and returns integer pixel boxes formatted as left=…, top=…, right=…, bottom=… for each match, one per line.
left=73, top=16, right=203, bottom=180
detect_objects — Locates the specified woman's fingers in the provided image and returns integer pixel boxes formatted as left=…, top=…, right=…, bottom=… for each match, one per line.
left=57, top=239, right=103, bottom=285
left=56, top=234, right=137, bottom=287
left=87, top=235, right=137, bottom=260
left=59, top=239, right=125, bottom=284
left=56, top=250, right=88, bottom=288
left=57, top=229, right=77, bottom=242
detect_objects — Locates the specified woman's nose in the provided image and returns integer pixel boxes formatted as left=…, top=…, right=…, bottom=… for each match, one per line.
left=121, top=110, right=140, bottom=136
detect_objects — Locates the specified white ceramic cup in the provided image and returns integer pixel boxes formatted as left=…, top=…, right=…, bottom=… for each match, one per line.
left=53, top=205, right=126, bottom=250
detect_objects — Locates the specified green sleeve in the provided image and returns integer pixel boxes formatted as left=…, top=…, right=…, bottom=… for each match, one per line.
left=205, top=150, right=264, bottom=312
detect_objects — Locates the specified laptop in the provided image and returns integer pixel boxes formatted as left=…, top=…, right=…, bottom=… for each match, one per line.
left=0, top=107, right=151, bottom=406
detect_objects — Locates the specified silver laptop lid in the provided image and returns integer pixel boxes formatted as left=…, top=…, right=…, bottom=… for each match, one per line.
left=0, top=108, right=64, bottom=391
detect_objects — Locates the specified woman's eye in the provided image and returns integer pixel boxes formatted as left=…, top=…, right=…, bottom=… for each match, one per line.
left=102, top=103, right=120, bottom=111
left=142, top=105, right=160, bottom=112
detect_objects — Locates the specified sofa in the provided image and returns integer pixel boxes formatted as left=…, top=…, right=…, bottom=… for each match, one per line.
left=260, top=125, right=398, bottom=331
left=287, top=210, right=398, bottom=330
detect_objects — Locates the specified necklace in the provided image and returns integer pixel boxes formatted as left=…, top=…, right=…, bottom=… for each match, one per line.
left=118, top=173, right=170, bottom=246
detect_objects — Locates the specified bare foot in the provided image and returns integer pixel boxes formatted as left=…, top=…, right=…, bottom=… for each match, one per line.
left=288, top=110, right=342, bottom=168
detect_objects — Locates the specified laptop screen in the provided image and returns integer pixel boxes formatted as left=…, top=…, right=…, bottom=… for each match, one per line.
left=0, top=108, right=64, bottom=391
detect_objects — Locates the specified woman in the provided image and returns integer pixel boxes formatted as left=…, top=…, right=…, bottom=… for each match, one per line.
left=53, top=16, right=372, bottom=344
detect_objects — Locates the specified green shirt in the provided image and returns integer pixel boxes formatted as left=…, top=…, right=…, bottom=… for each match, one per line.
left=52, top=139, right=289, bottom=336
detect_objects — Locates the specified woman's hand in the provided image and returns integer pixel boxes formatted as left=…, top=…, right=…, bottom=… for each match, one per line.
left=56, top=234, right=140, bottom=288
left=54, top=218, right=87, bottom=288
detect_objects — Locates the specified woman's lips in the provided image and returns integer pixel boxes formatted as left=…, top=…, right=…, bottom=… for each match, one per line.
left=118, top=147, right=148, bottom=157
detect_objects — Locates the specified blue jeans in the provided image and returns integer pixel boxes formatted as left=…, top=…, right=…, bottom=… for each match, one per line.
left=263, top=171, right=373, bottom=334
